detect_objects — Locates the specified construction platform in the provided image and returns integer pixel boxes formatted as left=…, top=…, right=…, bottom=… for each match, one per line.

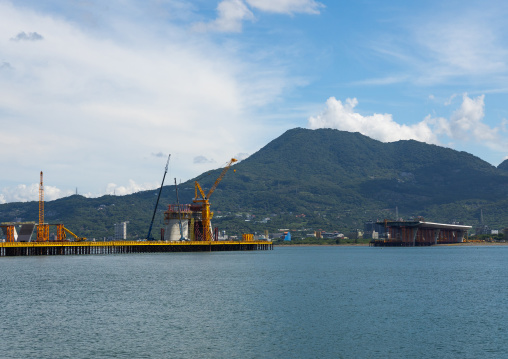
left=0, top=240, right=273, bottom=257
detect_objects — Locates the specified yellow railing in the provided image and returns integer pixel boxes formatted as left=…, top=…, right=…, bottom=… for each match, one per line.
left=0, top=240, right=271, bottom=248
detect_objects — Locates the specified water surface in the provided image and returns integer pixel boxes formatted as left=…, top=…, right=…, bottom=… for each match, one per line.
left=1, top=246, right=507, bottom=358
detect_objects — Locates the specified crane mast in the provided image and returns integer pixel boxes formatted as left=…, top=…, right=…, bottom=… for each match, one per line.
left=37, top=171, right=49, bottom=241
left=193, top=158, right=237, bottom=241
left=39, top=171, right=43, bottom=227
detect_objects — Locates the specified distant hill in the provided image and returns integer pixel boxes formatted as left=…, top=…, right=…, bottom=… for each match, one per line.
left=1, top=128, right=507, bottom=239
left=499, top=159, right=508, bottom=173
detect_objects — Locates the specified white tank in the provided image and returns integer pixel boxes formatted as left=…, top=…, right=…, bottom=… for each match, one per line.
left=164, top=219, right=188, bottom=241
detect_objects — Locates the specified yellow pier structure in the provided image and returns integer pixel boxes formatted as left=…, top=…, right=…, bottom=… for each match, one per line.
left=0, top=240, right=273, bottom=256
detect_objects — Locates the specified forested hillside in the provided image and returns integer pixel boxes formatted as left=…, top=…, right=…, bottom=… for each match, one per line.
left=1, top=128, right=507, bottom=239
left=499, top=159, right=508, bottom=173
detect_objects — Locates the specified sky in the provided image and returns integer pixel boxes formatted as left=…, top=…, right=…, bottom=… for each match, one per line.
left=1, top=0, right=508, bottom=204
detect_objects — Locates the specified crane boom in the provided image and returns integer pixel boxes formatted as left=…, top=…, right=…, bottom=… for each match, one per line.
left=64, top=227, right=87, bottom=241
left=193, top=158, right=237, bottom=241
left=147, top=154, right=170, bottom=241
left=206, top=158, right=237, bottom=198
left=194, top=182, right=206, bottom=200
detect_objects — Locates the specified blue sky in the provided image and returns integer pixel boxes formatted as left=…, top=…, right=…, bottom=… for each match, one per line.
left=1, top=0, right=507, bottom=203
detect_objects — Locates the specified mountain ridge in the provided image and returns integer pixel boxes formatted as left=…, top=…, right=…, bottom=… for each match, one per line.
left=1, top=128, right=507, bottom=238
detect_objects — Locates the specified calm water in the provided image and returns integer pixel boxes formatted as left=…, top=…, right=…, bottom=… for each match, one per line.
left=1, top=246, right=508, bottom=358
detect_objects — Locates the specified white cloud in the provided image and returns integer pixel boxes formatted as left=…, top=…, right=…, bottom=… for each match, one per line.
left=365, top=6, right=508, bottom=87
left=0, top=61, right=13, bottom=70
left=437, top=94, right=508, bottom=153
left=194, top=0, right=323, bottom=33
left=351, top=75, right=409, bottom=86
left=0, top=2, right=289, bottom=203
left=448, top=94, right=493, bottom=141
left=0, top=179, right=159, bottom=204
left=193, top=0, right=254, bottom=33
left=308, top=94, right=508, bottom=158
left=416, top=17, right=507, bottom=78
left=307, top=97, right=438, bottom=143
left=10, top=31, right=44, bottom=41
left=444, top=93, right=457, bottom=106
left=0, top=183, right=73, bottom=204
left=105, top=180, right=159, bottom=196
left=194, top=156, right=215, bottom=164
left=234, top=152, right=250, bottom=161
left=246, top=0, right=324, bottom=14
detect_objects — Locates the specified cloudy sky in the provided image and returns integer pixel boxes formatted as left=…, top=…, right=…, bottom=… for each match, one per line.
left=1, top=0, right=507, bottom=204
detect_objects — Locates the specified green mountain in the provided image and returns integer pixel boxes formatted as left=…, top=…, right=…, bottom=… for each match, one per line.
left=206, top=128, right=508, bottom=232
left=499, top=159, right=508, bottom=173
left=1, top=128, right=507, bottom=239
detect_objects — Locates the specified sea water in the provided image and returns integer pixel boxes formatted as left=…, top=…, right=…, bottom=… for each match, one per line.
left=1, top=246, right=507, bottom=358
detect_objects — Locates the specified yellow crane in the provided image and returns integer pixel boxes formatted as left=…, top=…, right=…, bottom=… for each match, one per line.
left=55, top=224, right=87, bottom=241
left=37, top=171, right=49, bottom=241
left=36, top=171, right=86, bottom=242
left=193, top=158, right=237, bottom=241
left=65, top=226, right=87, bottom=241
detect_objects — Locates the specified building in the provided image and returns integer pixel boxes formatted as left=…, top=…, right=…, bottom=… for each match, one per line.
left=475, top=224, right=491, bottom=236
left=372, top=220, right=472, bottom=246
left=364, top=221, right=379, bottom=239
left=114, top=221, right=129, bottom=240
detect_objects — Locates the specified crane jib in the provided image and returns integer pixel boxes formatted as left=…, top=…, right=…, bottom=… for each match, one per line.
left=146, top=154, right=171, bottom=240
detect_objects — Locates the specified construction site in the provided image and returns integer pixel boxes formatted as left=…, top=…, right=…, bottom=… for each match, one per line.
left=0, top=159, right=273, bottom=256
left=370, top=220, right=472, bottom=246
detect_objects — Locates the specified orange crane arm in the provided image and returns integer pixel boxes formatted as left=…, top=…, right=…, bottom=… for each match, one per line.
left=64, top=227, right=87, bottom=241
left=206, top=158, right=237, bottom=199
left=192, top=158, right=237, bottom=242
left=194, top=181, right=207, bottom=201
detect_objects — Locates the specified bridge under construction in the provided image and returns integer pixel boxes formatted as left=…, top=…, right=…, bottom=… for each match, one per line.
left=370, top=220, right=472, bottom=246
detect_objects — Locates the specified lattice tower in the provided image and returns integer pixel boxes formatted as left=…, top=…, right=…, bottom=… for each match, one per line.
left=39, top=171, right=44, bottom=225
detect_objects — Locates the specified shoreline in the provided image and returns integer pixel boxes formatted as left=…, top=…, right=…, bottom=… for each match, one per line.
left=437, top=241, right=508, bottom=246
left=274, top=241, right=508, bottom=247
